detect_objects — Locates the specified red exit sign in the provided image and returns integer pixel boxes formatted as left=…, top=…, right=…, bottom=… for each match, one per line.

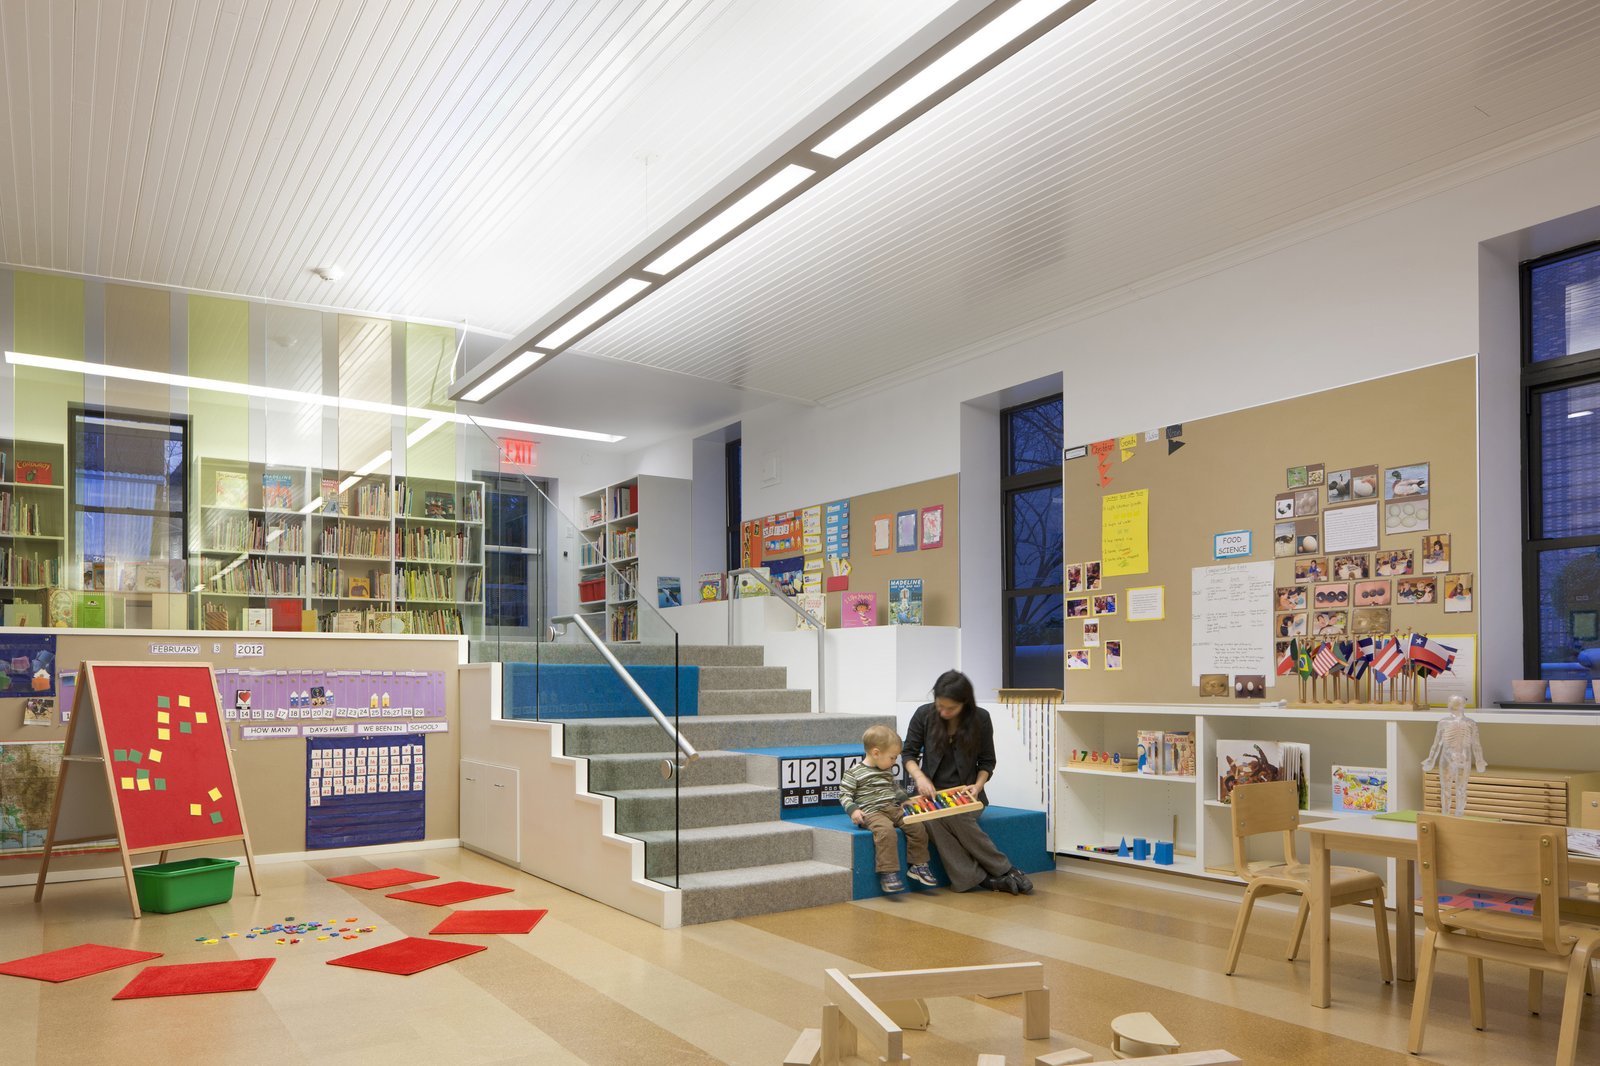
left=498, top=438, right=538, bottom=467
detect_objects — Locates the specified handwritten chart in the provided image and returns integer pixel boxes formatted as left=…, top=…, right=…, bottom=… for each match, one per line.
left=1101, top=489, right=1150, bottom=577
left=1191, top=562, right=1274, bottom=684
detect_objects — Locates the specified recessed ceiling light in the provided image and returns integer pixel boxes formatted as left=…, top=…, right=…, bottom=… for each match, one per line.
left=311, top=265, right=343, bottom=282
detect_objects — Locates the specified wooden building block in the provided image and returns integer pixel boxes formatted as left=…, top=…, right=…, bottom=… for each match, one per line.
left=880, top=998, right=931, bottom=1030
left=784, top=1028, right=821, bottom=1066
left=848, top=962, right=1044, bottom=1002
left=977, top=1056, right=1006, bottom=1066
left=1035, top=1050, right=1094, bottom=1066
left=1022, top=987, right=1051, bottom=1040
left=1111, top=1012, right=1178, bottom=1058
left=1120, top=1053, right=1238, bottom=1065
left=824, top=969, right=900, bottom=1063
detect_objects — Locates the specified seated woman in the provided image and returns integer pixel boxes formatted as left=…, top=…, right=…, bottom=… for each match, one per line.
left=902, top=670, right=1034, bottom=895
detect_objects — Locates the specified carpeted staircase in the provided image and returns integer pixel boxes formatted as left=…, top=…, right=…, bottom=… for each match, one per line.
left=472, top=641, right=894, bottom=924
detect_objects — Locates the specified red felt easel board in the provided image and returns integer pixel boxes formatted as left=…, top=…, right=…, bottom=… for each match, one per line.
left=34, top=662, right=259, bottom=918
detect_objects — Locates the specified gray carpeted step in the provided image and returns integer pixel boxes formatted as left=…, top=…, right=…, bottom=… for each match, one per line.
left=698, top=688, right=812, bottom=716
left=472, top=641, right=766, bottom=667
left=678, top=860, right=854, bottom=925
left=630, top=820, right=818, bottom=878
left=584, top=750, right=752, bottom=792
left=698, top=665, right=787, bottom=691
left=612, top=782, right=776, bottom=832
left=560, top=713, right=892, bottom=755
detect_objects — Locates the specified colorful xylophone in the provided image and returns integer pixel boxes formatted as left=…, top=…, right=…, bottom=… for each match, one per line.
left=901, top=786, right=985, bottom=824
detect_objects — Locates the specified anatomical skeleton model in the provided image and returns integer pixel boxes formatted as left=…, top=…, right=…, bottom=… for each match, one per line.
left=1421, top=695, right=1486, bottom=817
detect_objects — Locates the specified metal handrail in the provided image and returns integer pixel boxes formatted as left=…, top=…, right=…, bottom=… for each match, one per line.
left=553, top=612, right=698, bottom=767
left=726, top=567, right=827, bottom=714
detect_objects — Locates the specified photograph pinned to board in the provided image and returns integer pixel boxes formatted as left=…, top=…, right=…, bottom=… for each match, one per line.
left=1443, top=573, right=1474, bottom=613
left=21, top=697, right=53, bottom=726
left=1125, top=585, right=1165, bottom=621
left=1304, top=464, right=1325, bottom=487
left=1286, top=465, right=1308, bottom=489
left=1091, top=594, right=1118, bottom=617
left=919, top=505, right=943, bottom=549
left=1276, top=612, right=1307, bottom=638
left=1104, top=641, right=1123, bottom=670
left=1199, top=673, right=1229, bottom=697
left=1293, top=518, right=1320, bottom=555
left=1082, top=619, right=1100, bottom=646
left=1293, top=489, right=1319, bottom=517
left=1351, top=607, right=1390, bottom=635
left=1085, top=560, right=1103, bottom=591
left=1326, top=465, right=1379, bottom=504
left=1395, top=576, right=1437, bottom=605
left=1065, top=563, right=1084, bottom=593
left=1353, top=579, right=1391, bottom=606
left=1322, top=502, right=1379, bottom=552
left=1276, top=585, right=1307, bottom=611
left=1313, top=583, right=1349, bottom=609
left=842, top=592, right=877, bottom=628
left=1273, top=521, right=1296, bottom=558
left=1312, top=610, right=1347, bottom=635
left=872, top=514, right=892, bottom=555
left=1233, top=675, right=1265, bottom=699
left=1274, top=492, right=1296, bottom=520
left=1329, top=553, right=1370, bottom=581
left=1385, top=497, right=1430, bottom=535
left=895, top=510, right=918, bottom=552
left=1066, top=649, right=1091, bottom=670
left=1384, top=462, right=1430, bottom=534
left=1374, top=548, right=1414, bottom=577
left=1066, top=597, right=1089, bottom=618
left=1293, top=557, right=1327, bottom=583
left=1422, top=533, right=1450, bottom=574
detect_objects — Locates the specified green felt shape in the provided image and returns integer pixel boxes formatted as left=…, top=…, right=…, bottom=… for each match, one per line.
left=157, top=696, right=170, bottom=708
left=154, top=778, right=167, bottom=790
left=128, top=750, right=142, bottom=764
left=114, top=749, right=127, bottom=761
left=209, top=811, right=223, bottom=824
left=180, top=722, right=192, bottom=734
left=136, top=768, right=149, bottom=780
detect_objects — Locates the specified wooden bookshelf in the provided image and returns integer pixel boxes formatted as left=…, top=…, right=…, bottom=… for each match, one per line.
left=576, top=475, right=689, bottom=643
left=0, top=437, right=67, bottom=625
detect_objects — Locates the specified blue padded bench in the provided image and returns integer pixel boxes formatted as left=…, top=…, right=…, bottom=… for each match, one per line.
left=808, top=805, right=1053, bottom=900
left=503, top=662, right=699, bottom=719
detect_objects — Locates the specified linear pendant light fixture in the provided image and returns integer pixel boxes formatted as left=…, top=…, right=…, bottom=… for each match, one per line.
left=453, top=0, right=1094, bottom=404
left=5, top=350, right=624, bottom=443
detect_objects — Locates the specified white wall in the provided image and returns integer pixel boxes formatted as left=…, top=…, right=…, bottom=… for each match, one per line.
left=725, top=130, right=1600, bottom=702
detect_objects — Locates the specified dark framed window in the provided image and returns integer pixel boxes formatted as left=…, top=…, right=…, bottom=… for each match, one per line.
left=67, top=406, right=190, bottom=598
left=480, top=473, right=547, bottom=634
left=725, top=438, right=742, bottom=572
left=1001, top=395, right=1064, bottom=688
left=1522, top=240, right=1600, bottom=687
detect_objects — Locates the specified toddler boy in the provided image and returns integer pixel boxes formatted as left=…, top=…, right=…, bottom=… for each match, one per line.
left=838, top=725, right=936, bottom=892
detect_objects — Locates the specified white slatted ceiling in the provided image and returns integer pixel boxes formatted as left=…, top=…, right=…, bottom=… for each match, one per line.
left=0, top=0, right=956, bottom=336
left=573, top=0, right=1600, bottom=401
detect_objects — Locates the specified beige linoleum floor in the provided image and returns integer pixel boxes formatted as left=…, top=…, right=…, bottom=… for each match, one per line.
left=3, top=849, right=1595, bottom=1065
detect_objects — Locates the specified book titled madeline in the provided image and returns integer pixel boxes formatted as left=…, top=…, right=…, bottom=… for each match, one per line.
left=887, top=578, right=924, bottom=625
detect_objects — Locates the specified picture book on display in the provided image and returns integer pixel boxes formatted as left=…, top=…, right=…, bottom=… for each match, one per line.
left=214, top=471, right=247, bottom=510
left=15, top=460, right=52, bottom=485
left=321, top=478, right=341, bottom=514
left=887, top=578, right=923, bottom=625
left=842, top=591, right=877, bottom=628
left=1332, top=765, right=1390, bottom=813
left=734, top=568, right=771, bottom=598
left=696, top=572, right=725, bottom=602
left=795, top=592, right=826, bottom=630
left=657, top=576, right=681, bottom=608
left=1216, top=739, right=1309, bottom=808
left=424, top=492, right=456, bottom=519
left=261, top=473, right=294, bottom=510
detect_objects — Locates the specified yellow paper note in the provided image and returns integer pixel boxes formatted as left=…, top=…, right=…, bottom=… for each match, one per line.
left=158, top=728, right=170, bottom=741
left=196, top=711, right=208, bottom=724
left=157, top=711, right=170, bottom=724
left=149, top=749, right=163, bottom=763
left=190, top=803, right=202, bottom=816
left=208, top=787, right=221, bottom=802
left=1118, top=434, right=1139, bottom=462
left=137, top=777, right=151, bottom=791
left=1102, top=489, right=1151, bottom=578
left=178, top=695, right=190, bottom=707
left=121, top=776, right=135, bottom=790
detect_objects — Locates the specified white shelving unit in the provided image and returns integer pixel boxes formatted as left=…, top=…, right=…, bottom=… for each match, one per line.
left=1054, top=702, right=1600, bottom=900
left=0, top=437, right=66, bottom=624
left=575, top=475, right=690, bottom=643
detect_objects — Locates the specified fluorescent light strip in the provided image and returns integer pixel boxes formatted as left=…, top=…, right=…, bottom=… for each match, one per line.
left=406, top=416, right=449, bottom=447
left=534, top=278, right=653, bottom=350
left=1568, top=410, right=1593, bottom=419
left=354, top=450, right=392, bottom=478
left=813, top=0, right=1066, bottom=158
left=5, top=351, right=624, bottom=443
left=644, top=165, right=815, bottom=275
left=462, top=350, right=548, bottom=403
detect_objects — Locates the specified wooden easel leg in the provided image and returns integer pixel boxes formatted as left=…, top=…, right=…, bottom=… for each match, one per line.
left=120, top=847, right=142, bottom=919
left=242, top=838, right=261, bottom=896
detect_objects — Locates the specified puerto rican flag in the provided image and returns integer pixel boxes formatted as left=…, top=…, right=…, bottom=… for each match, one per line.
left=1347, top=636, right=1375, bottom=680
left=1312, top=642, right=1340, bottom=677
left=1277, top=639, right=1298, bottom=676
left=1371, top=637, right=1406, bottom=683
left=1408, top=633, right=1458, bottom=676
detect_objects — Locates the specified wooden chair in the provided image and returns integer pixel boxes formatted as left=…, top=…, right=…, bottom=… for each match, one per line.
left=1223, top=780, right=1392, bottom=981
left=1410, top=815, right=1600, bottom=1066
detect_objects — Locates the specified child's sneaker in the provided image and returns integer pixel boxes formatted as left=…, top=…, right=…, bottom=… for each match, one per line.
left=879, top=871, right=907, bottom=893
left=906, top=864, right=938, bottom=887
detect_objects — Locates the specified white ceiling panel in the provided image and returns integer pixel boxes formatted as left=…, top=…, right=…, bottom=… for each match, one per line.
left=0, top=0, right=965, bottom=335
left=570, top=0, right=1600, bottom=402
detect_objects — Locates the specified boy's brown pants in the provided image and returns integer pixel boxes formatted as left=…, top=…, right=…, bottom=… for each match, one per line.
left=861, top=808, right=930, bottom=872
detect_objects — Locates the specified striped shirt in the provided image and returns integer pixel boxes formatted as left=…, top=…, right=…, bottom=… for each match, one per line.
left=838, top=762, right=907, bottom=816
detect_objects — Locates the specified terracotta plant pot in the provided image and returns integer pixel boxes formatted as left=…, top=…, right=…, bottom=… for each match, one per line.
left=1547, top=679, right=1590, bottom=704
left=1509, top=679, right=1547, bottom=703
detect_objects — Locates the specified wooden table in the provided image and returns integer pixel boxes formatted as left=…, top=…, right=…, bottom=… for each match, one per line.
left=1303, top=816, right=1600, bottom=1008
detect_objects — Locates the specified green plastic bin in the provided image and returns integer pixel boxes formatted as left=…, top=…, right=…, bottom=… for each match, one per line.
left=131, top=857, right=239, bottom=913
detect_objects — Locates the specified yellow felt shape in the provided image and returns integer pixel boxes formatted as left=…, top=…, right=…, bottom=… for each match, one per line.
left=208, top=787, right=221, bottom=802
left=157, top=711, right=170, bottom=723
left=120, top=777, right=134, bottom=790
left=179, top=695, right=190, bottom=707
left=136, top=778, right=150, bottom=791
left=196, top=711, right=208, bottom=724
left=158, top=728, right=170, bottom=740
left=190, top=803, right=202, bottom=816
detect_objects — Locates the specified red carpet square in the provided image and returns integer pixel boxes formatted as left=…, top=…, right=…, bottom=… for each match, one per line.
left=112, top=958, right=274, bottom=999
left=326, top=936, right=486, bottom=975
left=385, top=881, right=512, bottom=907
left=328, top=868, right=440, bottom=890
left=1, top=944, right=164, bottom=983
left=429, top=909, right=547, bottom=935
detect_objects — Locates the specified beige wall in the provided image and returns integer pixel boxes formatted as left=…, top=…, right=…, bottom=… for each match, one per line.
left=2, top=631, right=465, bottom=881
